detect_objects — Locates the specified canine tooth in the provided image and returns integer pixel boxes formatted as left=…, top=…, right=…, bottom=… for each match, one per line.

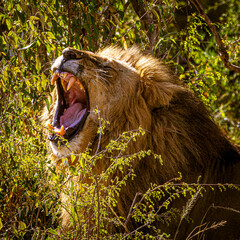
left=51, top=72, right=59, bottom=85
left=79, top=81, right=84, bottom=90
left=59, top=126, right=65, bottom=136
left=61, top=79, right=67, bottom=92
left=67, top=76, right=77, bottom=91
left=47, top=123, right=55, bottom=130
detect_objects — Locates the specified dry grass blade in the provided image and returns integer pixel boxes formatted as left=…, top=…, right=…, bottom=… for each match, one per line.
left=186, top=220, right=227, bottom=240
left=173, top=188, right=202, bottom=240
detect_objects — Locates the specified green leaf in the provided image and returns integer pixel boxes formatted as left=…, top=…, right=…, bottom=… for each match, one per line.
left=18, top=42, right=35, bottom=51
left=71, top=208, right=78, bottom=222
left=30, top=16, right=40, bottom=21
left=7, top=0, right=13, bottom=11
left=0, top=218, right=2, bottom=230
left=170, top=38, right=176, bottom=44
left=47, top=31, right=56, bottom=40
left=41, top=73, right=48, bottom=89
left=115, top=1, right=124, bottom=12
left=69, top=166, right=79, bottom=176
left=18, top=221, right=26, bottom=236
left=48, top=228, right=58, bottom=235
left=80, top=155, right=86, bottom=170
left=36, top=57, right=41, bottom=73
left=5, top=18, right=13, bottom=30
left=48, top=166, right=57, bottom=175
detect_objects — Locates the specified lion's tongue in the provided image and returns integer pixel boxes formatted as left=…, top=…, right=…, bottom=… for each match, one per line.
left=60, top=103, right=86, bottom=129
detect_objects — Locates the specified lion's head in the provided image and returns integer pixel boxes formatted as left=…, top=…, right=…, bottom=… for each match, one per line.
left=48, top=47, right=182, bottom=162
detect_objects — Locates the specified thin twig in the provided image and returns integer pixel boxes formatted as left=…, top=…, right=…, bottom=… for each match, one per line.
left=95, top=176, right=101, bottom=239
left=95, top=105, right=102, bottom=155
left=108, top=205, right=133, bottom=240
left=124, top=192, right=142, bottom=226
left=67, top=0, right=72, bottom=45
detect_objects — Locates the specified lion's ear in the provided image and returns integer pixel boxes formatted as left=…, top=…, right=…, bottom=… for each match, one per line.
left=133, top=54, right=183, bottom=109
left=140, top=79, right=181, bottom=109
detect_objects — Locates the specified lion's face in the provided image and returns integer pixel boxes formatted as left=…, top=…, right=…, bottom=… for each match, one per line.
left=49, top=47, right=143, bottom=157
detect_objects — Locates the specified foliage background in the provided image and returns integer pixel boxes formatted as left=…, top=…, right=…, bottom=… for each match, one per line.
left=0, top=0, right=239, bottom=238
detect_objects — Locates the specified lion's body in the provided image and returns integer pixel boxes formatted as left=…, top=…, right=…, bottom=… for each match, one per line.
left=48, top=46, right=240, bottom=239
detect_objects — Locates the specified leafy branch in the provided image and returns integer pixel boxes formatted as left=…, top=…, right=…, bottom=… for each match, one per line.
left=190, top=0, right=240, bottom=73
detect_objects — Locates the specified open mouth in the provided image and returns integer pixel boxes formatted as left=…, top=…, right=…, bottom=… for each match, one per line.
left=48, top=71, right=89, bottom=143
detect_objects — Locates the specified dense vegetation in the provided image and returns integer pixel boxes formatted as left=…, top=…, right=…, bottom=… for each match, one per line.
left=0, top=0, right=239, bottom=238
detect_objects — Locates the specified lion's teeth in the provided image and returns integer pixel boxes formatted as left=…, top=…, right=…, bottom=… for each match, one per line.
left=59, top=126, right=65, bottom=136
left=61, top=79, right=67, bottom=92
left=67, top=76, right=77, bottom=91
left=51, top=72, right=59, bottom=85
left=47, top=123, right=55, bottom=130
left=60, top=72, right=68, bottom=79
left=79, top=81, right=84, bottom=91
left=49, top=125, right=65, bottom=136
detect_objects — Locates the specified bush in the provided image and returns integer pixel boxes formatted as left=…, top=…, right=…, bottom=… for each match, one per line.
left=0, top=0, right=239, bottom=238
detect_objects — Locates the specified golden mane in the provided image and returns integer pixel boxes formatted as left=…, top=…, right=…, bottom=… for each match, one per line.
left=95, top=46, right=235, bottom=177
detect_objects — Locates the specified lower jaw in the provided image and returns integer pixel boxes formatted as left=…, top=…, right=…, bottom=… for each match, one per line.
left=49, top=108, right=89, bottom=144
left=49, top=116, right=100, bottom=158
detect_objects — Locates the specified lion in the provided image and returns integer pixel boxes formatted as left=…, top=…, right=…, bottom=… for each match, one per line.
left=46, top=46, right=240, bottom=239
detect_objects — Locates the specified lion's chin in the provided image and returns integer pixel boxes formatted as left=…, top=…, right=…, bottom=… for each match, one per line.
left=50, top=141, right=72, bottom=158
left=50, top=133, right=84, bottom=158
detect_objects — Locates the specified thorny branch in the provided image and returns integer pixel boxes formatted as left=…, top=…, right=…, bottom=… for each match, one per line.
left=190, top=0, right=240, bottom=73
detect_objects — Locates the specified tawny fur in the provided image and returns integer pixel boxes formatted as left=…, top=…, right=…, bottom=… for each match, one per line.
left=46, top=46, right=240, bottom=239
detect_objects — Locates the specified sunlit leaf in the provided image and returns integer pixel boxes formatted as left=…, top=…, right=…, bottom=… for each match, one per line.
left=48, top=228, right=58, bottom=235
left=18, top=42, right=35, bottom=50
left=69, top=166, right=78, bottom=176
left=0, top=218, right=2, bottom=231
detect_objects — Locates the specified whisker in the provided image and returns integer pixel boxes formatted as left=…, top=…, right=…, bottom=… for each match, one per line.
left=92, top=71, right=110, bottom=85
left=92, top=69, right=112, bottom=78
left=92, top=69, right=107, bottom=73
left=91, top=75, right=108, bottom=90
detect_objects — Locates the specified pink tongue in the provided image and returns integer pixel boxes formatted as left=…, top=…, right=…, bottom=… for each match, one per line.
left=60, top=103, right=86, bottom=129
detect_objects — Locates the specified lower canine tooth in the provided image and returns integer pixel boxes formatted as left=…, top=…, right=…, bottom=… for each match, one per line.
left=59, top=126, right=65, bottom=136
left=67, top=76, right=77, bottom=91
left=79, top=81, right=84, bottom=90
left=47, top=123, right=55, bottom=130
